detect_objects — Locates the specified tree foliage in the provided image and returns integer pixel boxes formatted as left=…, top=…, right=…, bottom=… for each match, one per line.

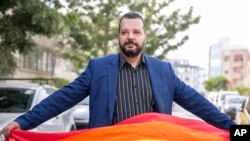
left=0, top=0, right=66, bottom=77
left=51, top=77, right=70, bottom=88
left=0, top=0, right=200, bottom=76
left=61, top=0, right=200, bottom=73
left=203, top=76, right=229, bottom=91
left=233, top=85, right=250, bottom=96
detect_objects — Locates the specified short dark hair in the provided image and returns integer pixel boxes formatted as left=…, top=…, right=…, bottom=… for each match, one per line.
left=118, top=11, right=145, bottom=32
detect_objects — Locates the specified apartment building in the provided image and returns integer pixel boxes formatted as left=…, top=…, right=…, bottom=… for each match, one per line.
left=222, top=48, right=250, bottom=87
left=208, top=38, right=250, bottom=87
left=13, top=36, right=77, bottom=82
left=170, top=59, right=206, bottom=92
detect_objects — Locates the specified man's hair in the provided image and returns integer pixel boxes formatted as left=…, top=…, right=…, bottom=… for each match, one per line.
left=118, top=11, right=145, bottom=32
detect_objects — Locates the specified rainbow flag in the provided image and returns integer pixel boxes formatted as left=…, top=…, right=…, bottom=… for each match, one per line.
left=7, top=113, right=229, bottom=141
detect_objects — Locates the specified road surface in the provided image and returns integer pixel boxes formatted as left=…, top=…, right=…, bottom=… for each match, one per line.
left=172, top=102, right=203, bottom=121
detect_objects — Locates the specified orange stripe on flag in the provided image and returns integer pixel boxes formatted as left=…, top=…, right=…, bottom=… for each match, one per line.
left=58, top=121, right=227, bottom=141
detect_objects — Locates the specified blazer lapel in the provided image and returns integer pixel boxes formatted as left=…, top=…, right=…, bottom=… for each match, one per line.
left=107, top=54, right=119, bottom=120
left=145, top=55, right=165, bottom=112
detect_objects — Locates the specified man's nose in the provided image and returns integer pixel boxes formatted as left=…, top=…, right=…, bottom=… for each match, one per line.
left=127, top=32, right=135, bottom=39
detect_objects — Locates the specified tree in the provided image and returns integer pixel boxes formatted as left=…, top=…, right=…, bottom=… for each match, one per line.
left=203, top=76, right=229, bottom=91
left=0, top=0, right=66, bottom=77
left=61, top=0, right=200, bottom=74
left=51, top=77, right=70, bottom=88
left=233, top=85, right=250, bottom=96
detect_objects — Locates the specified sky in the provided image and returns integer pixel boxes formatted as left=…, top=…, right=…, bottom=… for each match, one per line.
left=167, top=0, right=250, bottom=68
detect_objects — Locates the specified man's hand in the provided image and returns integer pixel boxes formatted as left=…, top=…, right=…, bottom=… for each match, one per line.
left=0, top=122, right=21, bottom=139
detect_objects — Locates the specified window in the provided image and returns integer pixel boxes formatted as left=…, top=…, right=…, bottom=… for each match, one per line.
left=22, top=51, right=56, bottom=73
left=234, top=55, right=243, bottom=62
left=224, top=56, right=230, bottom=62
left=224, top=70, right=229, bottom=74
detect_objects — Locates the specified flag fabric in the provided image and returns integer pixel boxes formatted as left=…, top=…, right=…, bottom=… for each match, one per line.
left=7, top=113, right=229, bottom=141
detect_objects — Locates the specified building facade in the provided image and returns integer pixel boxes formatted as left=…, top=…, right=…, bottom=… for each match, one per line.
left=13, top=36, right=77, bottom=82
left=170, top=59, right=206, bottom=92
left=222, top=48, right=250, bottom=87
left=209, top=38, right=250, bottom=87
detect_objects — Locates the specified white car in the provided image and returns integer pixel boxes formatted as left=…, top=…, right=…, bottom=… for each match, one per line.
left=207, top=91, right=219, bottom=105
left=0, top=82, right=76, bottom=136
left=72, top=96, right=89, bottom=129
left=216, top=90, right=240, bottom=110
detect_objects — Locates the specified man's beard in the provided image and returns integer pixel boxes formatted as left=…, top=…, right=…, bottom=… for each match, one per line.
left=119, top=40, right=145, bottom=58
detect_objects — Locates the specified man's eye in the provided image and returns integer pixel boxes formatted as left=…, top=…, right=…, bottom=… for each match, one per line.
left=134, top=31, right=141, bottom=34
left=121, top=31, right=127, bottom=35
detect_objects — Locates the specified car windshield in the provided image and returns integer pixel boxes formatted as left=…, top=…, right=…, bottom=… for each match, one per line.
left=0, top=88, right=35, bottom=113
left=226, top=97, right=245, bottom=104
left=221, top=94, right=238, bottom=101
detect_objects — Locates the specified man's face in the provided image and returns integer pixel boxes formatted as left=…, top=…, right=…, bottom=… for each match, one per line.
left=118, top=18, right=146, bottom=58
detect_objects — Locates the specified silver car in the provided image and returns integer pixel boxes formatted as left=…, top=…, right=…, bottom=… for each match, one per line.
left=221, top=95, right=246, bottom=119
left=0, top=82, right=76, bottom=135
left=216, top=90, right=240, bottom=110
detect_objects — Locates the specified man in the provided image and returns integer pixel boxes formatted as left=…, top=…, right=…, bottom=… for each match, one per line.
left=0, top=11, right=235, bottom=139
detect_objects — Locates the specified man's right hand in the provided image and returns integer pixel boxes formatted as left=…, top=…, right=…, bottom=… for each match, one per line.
left=0, top=122, right=21, bottom=140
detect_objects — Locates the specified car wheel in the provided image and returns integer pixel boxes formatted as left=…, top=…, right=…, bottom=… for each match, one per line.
left=70, top=124, right=76, bottom=131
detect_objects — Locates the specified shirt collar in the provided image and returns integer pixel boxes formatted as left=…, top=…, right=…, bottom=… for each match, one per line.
left=119, top=53, right=146, bottom=69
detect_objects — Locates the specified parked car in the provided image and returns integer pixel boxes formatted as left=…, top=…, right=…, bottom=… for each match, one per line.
left=72, top=96, right=89, bottom=129
left=0, top=82, right=76, bottom=134
left=215, top=90, right=240, bottom=110
left=220, top=95, right=246, bottom=119
left=207, top=91, right=219, bottom=105
left=235, top=96, right=250, bottom=125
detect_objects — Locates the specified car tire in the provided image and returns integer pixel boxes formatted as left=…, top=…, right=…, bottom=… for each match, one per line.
left=70, top=124, right=76, bottom=131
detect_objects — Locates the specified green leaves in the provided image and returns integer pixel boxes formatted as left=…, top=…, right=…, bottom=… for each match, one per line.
left=204, top=76, right=229, bottom=91
left=61, top=0, right=200, bottom=73
left=0, top=0, right=201, bottom=76
left=0, top=49, right=17, bottom=77
left=0, top=0, right=67, bottom=76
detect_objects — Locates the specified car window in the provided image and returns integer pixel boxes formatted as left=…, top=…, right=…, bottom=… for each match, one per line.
left=221, top=94, right=237, bottom=101
left=0, top=88, right=35, bottom=113
left=226, top=97, right=245, bottom=104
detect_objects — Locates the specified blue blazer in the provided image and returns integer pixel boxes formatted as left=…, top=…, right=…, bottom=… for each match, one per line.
left=15, top=54, right=234, bottom=130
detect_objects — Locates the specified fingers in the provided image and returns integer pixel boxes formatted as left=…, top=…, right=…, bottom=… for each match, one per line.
left=1, top=122, right=21, bottom=139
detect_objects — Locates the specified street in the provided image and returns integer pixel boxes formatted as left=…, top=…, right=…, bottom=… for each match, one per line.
left=172, top=102, right=203, bottom=121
